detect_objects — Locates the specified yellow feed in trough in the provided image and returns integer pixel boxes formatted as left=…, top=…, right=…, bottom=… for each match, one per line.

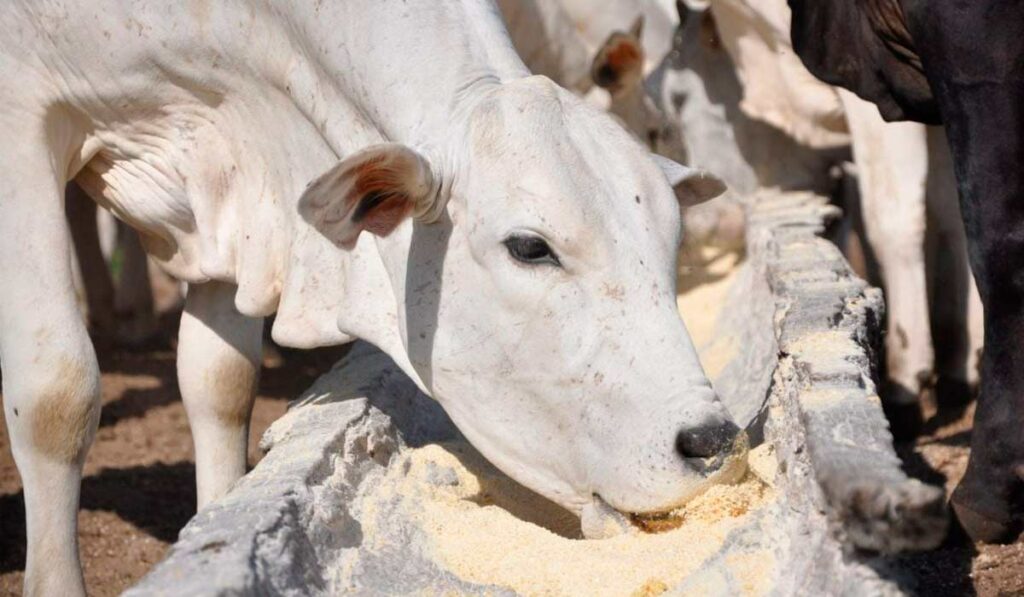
left=349, top=248, right=780, bottom=596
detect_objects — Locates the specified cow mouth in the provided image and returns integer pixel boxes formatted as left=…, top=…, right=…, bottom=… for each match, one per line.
left=581, top=432, right=750, bottom=539
left=630, top=510, right=687, bottom=534
left=632, top=432, right=749, bottom=533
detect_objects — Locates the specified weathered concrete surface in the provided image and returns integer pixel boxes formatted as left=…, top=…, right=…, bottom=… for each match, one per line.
left=130, top=190, right=946, bottom=596
left=741, top=191, right=947, bottom=596
left=749, top=192, right=946, bottom=553
left=125, top=348, right=504, bottom=596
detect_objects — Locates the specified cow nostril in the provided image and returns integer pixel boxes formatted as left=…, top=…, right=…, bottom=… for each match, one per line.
left=675, top=420, right=740, bottom=459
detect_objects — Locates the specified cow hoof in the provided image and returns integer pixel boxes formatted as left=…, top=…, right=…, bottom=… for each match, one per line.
left=950, top=489, right=1019, bottom=544
left=935, top=375, right=973, bottom=409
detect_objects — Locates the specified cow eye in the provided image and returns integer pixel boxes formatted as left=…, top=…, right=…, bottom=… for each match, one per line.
left=503, top=234, right=561, bottom=267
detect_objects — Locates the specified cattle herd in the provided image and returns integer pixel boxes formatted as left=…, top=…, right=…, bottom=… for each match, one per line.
left=0, top=0, right=1020, bottom=594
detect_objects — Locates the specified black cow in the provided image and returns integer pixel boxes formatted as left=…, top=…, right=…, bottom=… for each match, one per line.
left=787, top=0, right=1024, bottom=543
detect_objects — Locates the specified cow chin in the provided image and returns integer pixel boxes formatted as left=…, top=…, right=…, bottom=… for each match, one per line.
left=429, top=362, right=749, bottom=532
left=611, top=429, right=749, bottom=513
left=582, top=432, right=749, bottom=539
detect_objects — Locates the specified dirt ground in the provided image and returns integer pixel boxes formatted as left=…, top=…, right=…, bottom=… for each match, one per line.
left=0, top=311, right=347, bottom=597
left=891, top=395, right=1024, bottom=596
left=2, top=322, right=1024, bottom=595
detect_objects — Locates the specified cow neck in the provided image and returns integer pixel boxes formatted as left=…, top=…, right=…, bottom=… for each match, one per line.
left=281, top=0, right=531, bottom=151
left=273, top=1, right=532, bottom=391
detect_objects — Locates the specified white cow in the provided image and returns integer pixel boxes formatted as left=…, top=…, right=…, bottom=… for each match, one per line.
left=692, top=0, right=982, bottom=426
left=497, top=0, right=677, bottom=89
left=0, top=1, right=737, bottom=594
left=836, top=91, right=982, bottom=416
left=650, top=4, right=846, bottom=196
left=705, top=0, right=850, bottom=149
left=498, top=0, right=687, bottom=164
left=648, top=3, right=847, bottom=251
left=500, top=0, right=756, bottom=249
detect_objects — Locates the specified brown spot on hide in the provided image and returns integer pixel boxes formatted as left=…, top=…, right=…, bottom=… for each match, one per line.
left=602, top=283, right=626, bottom=301
left=208, top=354, right=259, bottom=426
left=31, top=356, right=100, bottom=462
left=895, top=325, right=909, bottom=349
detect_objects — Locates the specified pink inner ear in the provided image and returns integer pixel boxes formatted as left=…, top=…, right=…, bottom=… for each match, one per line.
left=344, top=154, right=416, bottom=240
left=604, top=38, right=642, bottom=74
left=593, top=33, right=644, bottom=91
left=345, top=154, right=392, bottom=207
left=359, top=195, right=414, bottom=237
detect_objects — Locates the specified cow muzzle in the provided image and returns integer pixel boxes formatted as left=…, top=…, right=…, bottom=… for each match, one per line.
left=676, top=419, right=744, bottom=473
left=580, top=429, right=749, bottom=539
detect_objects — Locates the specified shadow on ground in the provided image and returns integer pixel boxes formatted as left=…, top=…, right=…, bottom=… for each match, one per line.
left=887, top=399, right=979, bottom=596
left=0, top=461, right=197, bottom=574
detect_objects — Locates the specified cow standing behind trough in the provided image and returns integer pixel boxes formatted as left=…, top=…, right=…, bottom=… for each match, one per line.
left=498, top=0, right=688, bottom=166
left=648, top=2, right=844, bottom=230
left=676, top=0, right=982, bottom=437
left=500, top=0, right=755, bottom=250
left=0, top=1, right=744, bottom=594
left=787, top=0, right=1023, bottom=542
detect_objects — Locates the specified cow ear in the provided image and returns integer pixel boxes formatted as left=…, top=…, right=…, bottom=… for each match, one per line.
left=651, top=154, right=726, bottom=207
left=628, top=15, right=644, bottom=39
left=591, top=26, right=645, bottom=92
left=299, top=143, right=438, bottom=249
left=699, top=10, right=720, bottom=49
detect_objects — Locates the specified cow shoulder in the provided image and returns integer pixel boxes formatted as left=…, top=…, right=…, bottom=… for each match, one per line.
left=788, top=0, right=940, bottom=124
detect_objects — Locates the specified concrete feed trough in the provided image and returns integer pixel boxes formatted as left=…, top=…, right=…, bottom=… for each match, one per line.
left=129, top=191, right=947, bottom=596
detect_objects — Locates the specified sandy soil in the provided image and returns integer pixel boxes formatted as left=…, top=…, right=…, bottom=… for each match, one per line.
left=0, top=313, right=347, bottom=597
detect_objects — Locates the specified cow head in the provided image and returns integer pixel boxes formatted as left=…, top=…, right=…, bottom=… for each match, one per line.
left=591, top=17, right=689, bottom=166
left=300, top=76, right=742, bottom=527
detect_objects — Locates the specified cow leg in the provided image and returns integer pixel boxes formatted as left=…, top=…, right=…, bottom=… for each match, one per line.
left=839, top=90, right=932, bottom=437
left=114, top=223, right=159, bottom=346
left=905, top=2, right=1024, bottom=542
left=966, top=277, right=983, bottom=386
left=177, top=281, right=262, bottom=508
left=65, top=180, right=117, bottom=342
left=924, top=126, right=976, bottom=407
left=1, top=150, right=100, bottom=596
